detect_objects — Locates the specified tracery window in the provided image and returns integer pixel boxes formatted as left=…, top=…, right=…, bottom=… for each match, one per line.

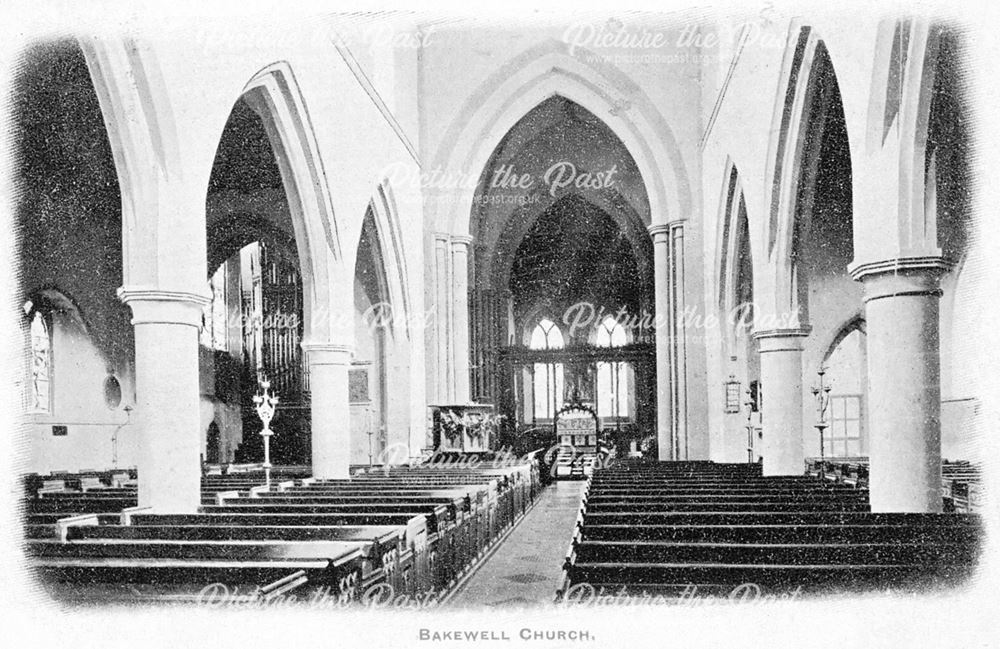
left=24, top=301, right=52, bottom=413
left=530, top=318, right=564, bottom=419
left=596, top=316, right=628, bottom=420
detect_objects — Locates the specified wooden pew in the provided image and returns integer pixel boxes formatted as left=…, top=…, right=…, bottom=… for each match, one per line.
left=559, top=460, right=983, bottom=599
left=22, top=462, right=540, bottom=605
left=29, top=538, right=369, bottom=605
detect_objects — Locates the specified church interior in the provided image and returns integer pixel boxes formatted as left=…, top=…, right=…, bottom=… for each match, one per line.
left=6, top=9, right=993, bottom=613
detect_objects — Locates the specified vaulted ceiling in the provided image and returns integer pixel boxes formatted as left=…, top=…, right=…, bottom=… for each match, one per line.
left=509, top=193, right=645, bottom=321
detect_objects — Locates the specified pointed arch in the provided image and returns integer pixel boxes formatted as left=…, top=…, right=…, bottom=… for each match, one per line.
left=820, top=313, right=867, bottom=366
left=866, top=19, right=944, bottom=252
left=716, top=159, right=755, bottom=357
left=595, top=315, right=628, bottom=347
left=428, top=40, right=690, bottom=236
left=79, top=37, right=183, bottom=288
left=764, top=27, right=852, bottom=328
left=518, top=306, right=559, bottom=347
left=366, top=179, right=413, bottom=340
left=239, top=61, right=342, bottom=342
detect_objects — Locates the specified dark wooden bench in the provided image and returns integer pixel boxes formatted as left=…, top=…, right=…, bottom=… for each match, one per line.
left=29, top=538, right=368, bottom=605
left=584, top=500, right=871, bottom=513
left=580, top=522, right=983, bottom=544
left=561, top=460, right=983, bottom=599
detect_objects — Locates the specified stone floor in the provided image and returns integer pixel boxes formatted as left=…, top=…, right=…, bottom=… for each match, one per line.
left=445, top=480, right=587, bottom=609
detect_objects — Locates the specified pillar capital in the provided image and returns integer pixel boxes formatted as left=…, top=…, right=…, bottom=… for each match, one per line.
left=752, top=327, right=812, bottom=353
left=117, top=286, right=211, bottom=327
left=849, top=256, right=952, bottom=303
left=647, top=223, right=671, bottom=241
left=300, top=342, right=354, bottom=365
left=450, top=234, right=474, bottom=249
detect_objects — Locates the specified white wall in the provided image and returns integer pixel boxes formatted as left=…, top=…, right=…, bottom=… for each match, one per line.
left=24, top=311, right=137, bottom=473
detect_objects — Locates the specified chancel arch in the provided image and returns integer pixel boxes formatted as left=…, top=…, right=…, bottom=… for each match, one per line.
left=464, top=91, right=659, bottom=456
left=428, top=42, right=691, bottom=237
left=424, top=44, right=696, bottom=461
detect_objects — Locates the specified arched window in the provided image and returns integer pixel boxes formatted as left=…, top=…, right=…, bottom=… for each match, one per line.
left=201, top=263, right=229, bottom=352
left=530, top=318, right=564, bottom=419
left=596, top=316, right=627, bottom=347
left=596, top=316, right=629, bottom=422
left=822, top=321, right=867, bottom=457
left=24, top=300, right=52, bottom=413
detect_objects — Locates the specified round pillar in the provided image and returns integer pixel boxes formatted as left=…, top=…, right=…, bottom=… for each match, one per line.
left=451, top=235, right=473, bottom=404
left=304, top=343, right=353, bottom=478
left=755, top=329, right=810, bottom=476
left=852, top=259, right=949, bottom=512
left=119, top=287, right=210, bottom=513
left=648, top=224, right=673, bottom=460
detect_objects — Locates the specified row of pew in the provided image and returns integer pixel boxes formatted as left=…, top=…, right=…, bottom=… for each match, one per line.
left=805, top=458, right=983, bottom=513
left=23, top=461, right=541, bottom=606
left=23, top=468, right=138, bottom=496
left=558, top=461, right=983, bottom=600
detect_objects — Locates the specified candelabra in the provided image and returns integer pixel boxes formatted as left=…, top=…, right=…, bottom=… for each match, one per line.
left=253, top=378, right=279, bottom=489
left=112, top=405, right=132, bottom=468
left=811, top=367, right=833, bottom=469
left=743, top=387, right=755, bottom=464
left=365, top=408, right=375, bottom=468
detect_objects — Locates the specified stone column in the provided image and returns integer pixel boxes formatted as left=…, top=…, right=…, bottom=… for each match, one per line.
left=433, top=235, right=451, bottom=403
left=669, top=223, right=688, bottom=459
left=852, top=259, right=948, bottom=512
left=755, top=328, right=810, bottom=476
left=648, top=224, right=674, bottom=460
left=451, top=235, right=473, bottom=404
left=304, top=343, right=353, bottom=478
left=118, top=288, right=210, bottom=513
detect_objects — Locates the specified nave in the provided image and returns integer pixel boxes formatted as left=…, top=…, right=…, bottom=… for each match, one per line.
left=21, top=455, right=982, bottom=607
left=6, top=11, right=992, bottom=623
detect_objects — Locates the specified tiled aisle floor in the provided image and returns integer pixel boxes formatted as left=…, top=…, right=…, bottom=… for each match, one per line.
left=446, top=481, right=587, bottom=608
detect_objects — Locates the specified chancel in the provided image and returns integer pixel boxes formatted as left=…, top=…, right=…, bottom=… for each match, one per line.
left=9, top=10, right=987, bottom=608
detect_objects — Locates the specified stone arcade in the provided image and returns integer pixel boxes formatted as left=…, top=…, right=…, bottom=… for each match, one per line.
left=9, top=10, right=986, bottom=608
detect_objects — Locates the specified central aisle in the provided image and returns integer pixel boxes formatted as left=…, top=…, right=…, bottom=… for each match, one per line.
left=445, top=480, right=586, bottom=608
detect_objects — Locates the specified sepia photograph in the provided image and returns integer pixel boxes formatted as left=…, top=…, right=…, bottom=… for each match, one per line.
left=0, top=0, right=997, bottom=647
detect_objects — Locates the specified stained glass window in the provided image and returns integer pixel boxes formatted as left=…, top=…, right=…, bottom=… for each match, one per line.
left=28, top=309, right=51, bottom=413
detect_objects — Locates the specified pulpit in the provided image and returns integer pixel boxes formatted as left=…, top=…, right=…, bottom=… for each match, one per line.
left=429, top=404, right=497, bottom=454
